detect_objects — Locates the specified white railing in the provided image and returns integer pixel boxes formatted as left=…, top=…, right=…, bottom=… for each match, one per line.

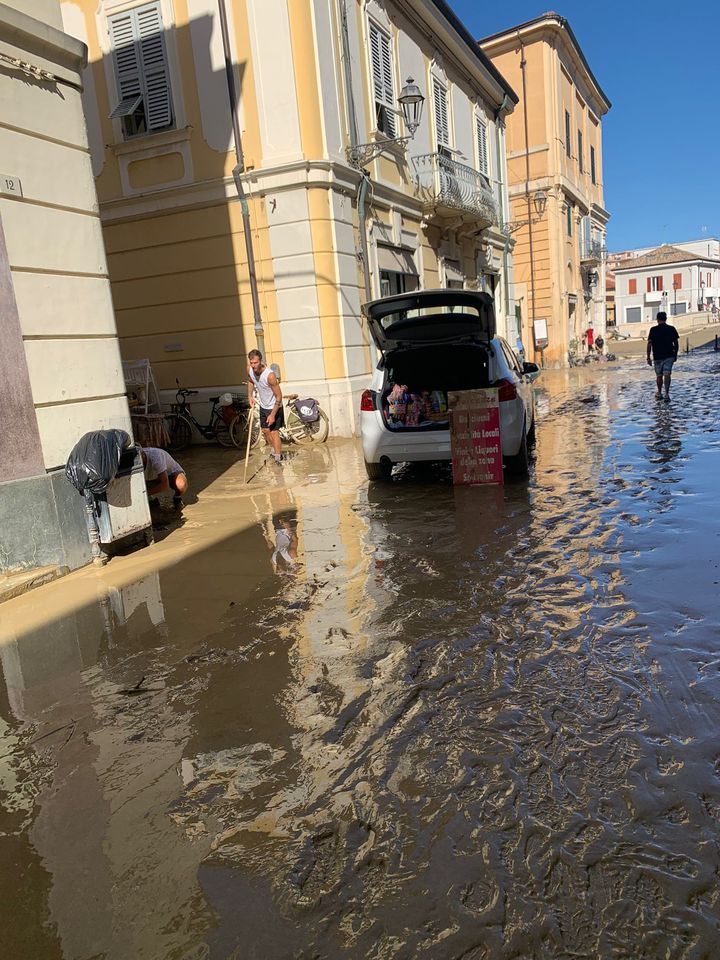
left=412, top=153, right=498, bottom=226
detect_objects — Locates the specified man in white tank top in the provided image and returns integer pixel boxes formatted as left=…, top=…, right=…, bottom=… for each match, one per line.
left=247, top=349, right=284, bottom=463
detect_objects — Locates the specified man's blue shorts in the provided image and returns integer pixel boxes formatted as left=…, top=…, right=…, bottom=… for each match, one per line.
left=654, top=357, right=675, bottom=376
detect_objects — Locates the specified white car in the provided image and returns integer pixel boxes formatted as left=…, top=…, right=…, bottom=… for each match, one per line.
left=359, top=289, right=540, bottom=481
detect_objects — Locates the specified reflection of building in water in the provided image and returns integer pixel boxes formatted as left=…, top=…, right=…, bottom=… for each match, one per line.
left=0, top=572, right=210, bottom=960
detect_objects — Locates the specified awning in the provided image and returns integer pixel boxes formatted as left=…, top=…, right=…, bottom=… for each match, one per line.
left=377, top=244, right=418, bottom=275
left=444, top=258, right=463, bottom=282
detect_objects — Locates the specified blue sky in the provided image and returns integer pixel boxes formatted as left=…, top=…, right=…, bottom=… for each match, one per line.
left=450, top=1, right=718, bottom=252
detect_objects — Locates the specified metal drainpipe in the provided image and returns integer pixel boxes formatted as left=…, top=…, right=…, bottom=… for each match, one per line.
left=338, top=0, right=372, bottom=302
left=217, top=0, right=265, bottom=358
left=519, top=34, right=538, bottom=360
left=493, top=94, right=511, bottom=333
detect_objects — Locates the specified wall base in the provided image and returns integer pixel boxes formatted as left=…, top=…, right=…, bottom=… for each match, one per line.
left=0, top=469, right=92, bottom=574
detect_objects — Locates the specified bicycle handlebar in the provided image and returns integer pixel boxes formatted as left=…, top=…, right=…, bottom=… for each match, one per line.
left=177, top=388, right=199, bottom=397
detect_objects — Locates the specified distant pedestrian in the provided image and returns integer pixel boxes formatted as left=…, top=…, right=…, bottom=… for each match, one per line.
left=141, top=447, right=188, bottom=509
left=247, top=349, right=284, bottom=464
left=595, top=334, right=605, bottom=354
left=586, top=327, right=594, bottom=352
left=646, top=311, right=679, bottom=402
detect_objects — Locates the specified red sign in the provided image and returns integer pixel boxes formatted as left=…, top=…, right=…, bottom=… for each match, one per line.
left=448, top=389, right=503, bottom=485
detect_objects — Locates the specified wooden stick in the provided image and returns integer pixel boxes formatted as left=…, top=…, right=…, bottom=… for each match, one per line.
left=243, top=406, right=254, bottom=483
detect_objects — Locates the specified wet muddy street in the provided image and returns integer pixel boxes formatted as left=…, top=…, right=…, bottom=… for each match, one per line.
left=2, top=354, right=720, bottom=960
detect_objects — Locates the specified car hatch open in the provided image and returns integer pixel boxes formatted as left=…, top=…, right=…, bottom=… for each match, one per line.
left=364, top=289, right=496, bottom=356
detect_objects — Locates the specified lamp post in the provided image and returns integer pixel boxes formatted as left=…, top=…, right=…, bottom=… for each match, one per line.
left=346, top=78, right=425, bottom=167
left=699, top=277, right=705, bottom=312
left=503, top=189, right=548, bottom=234
left=673, top=275, right=680, bottom=317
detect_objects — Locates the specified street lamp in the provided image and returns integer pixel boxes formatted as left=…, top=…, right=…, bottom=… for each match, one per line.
left=699, top=277, right=705, bottom=312
left=346, top=78, right=425, bottom=168
left=673, top=275, right=680, bottom=316
left=504, top=189, right=548, bottom=234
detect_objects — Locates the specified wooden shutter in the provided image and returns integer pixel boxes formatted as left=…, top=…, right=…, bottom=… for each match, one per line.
left=673, top=272, right=682, bottom=289
left=646, top=277, right=651, bottom=293
left=475, top=114, right=488, bottom=175
left=433, top=79, right=449, bottom=148
left=657, top=276, right=663, bottom=291
left=629, top=278, right=637, bottom=295
left=109, top=2, right=172, bottom=132
left=368, top=22, right=395, bottom=137
left=109, top=10, right=141, bottom=102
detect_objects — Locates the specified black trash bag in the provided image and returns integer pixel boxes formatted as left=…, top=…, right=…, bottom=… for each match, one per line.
left=65, top=429, right=131, bottom=496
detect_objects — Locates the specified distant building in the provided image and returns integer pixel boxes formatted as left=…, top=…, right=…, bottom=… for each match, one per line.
left=612, top=244, right=720, bottom=338
left=481, top=13, right=611, bottom=366
left=0, top=0, right=130, bottom=574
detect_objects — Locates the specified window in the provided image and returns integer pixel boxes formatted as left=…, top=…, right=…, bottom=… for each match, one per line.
left=475, top=114, right=488, bottom=176
left=626, top=306, right=642, bottom=323
left=433, top=79, right=450, bottom=151
left=629, top=278, right=637, bottom=295
left=108, top=2, right=173, bottom=139
left=566, top=203, right=572, bottom=236
left=708, top=272, right=712, bottom=286
left=577, top=130, right=583, bottom=172
left=368, top=21, right=395, bottom=138
left=647, top=275, right=663, bottom=292
left=590, top=145, right=596, bottom=184
left=673, top=272, right=682, bottom=290
left=565, top=110, right=571, bottom=157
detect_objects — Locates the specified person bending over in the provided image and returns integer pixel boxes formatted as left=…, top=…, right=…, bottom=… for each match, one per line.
left=247, top=348, right=284, bottom=464
left=141, top=446, right=188, bottom=509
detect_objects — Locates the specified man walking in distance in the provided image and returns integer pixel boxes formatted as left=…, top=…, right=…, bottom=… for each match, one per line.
left=247, top=349, right=284, bottom=463
left=647, top=311, right=679, bottom=402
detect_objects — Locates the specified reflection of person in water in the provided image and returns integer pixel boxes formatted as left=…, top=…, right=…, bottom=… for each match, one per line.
left=269, top=509, right=299, bottom=574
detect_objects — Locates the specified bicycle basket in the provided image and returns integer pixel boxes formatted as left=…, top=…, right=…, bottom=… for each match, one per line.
left=291, top=398, right=320, bottom=423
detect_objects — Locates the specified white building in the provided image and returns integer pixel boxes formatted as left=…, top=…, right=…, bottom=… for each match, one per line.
left=0, top=0, right=131, bottom=574
left=613, top=244, right=720, bottom=337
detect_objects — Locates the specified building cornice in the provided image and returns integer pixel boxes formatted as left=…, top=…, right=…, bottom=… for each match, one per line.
left=479, top=14, right=611, bottom=115
left=0, top=1, right=87, bottom=87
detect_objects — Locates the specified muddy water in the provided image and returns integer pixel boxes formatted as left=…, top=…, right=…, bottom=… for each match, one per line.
left=1, top=355, right=720, bottom=959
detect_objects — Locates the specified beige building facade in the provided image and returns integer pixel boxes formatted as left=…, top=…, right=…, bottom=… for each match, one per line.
left=60, top=0, right=518, bottom=435
left=0, top=0, right=130, bottom=573
left=481, top=14, right=610, bottom=366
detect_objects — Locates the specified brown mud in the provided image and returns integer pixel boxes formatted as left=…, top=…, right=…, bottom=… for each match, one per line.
left=1, top=354, right=720, bottom=959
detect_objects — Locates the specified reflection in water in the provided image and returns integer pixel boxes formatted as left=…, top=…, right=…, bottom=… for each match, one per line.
left=1, top=356, right=720, bottom=958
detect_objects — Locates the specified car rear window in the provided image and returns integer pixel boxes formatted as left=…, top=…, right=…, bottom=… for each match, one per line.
left=377, top=303, right=484, bottom=332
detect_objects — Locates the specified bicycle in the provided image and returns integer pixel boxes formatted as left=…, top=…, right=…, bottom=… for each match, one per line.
left=165, top=380, right=246, bottom=451
left=244, top=392, right=329, bottom=449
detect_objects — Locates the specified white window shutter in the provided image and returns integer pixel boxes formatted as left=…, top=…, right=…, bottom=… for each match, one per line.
left=109, top=2, right=172, bottom=133
left=369, top=22, right=395, bottom=137
left=476, top=115, right=488, bottom=175
left=136, top=3, right=172, bottom=130
left=109, top=11, right=141, bottom=100
left=433, top=80, right=449, bottom=147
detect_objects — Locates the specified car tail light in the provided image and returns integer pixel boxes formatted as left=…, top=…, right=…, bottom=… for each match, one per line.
left=360, top=389, right=376, bottom=412
left=495, top=378, right=517, bottom=402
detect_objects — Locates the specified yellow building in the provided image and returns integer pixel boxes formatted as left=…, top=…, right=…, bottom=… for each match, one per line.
left=60, top=0, right=518, bottom=434
left=481, top=14, right=611, bottom=366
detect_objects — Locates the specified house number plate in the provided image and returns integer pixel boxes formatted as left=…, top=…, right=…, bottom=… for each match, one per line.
left=0, top=175, right=23, bottom=198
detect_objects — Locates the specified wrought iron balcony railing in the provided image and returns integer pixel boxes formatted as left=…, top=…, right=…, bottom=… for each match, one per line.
left=412, top=153, right=498, bottom=228
left=580, top=239, right=604, bottom=263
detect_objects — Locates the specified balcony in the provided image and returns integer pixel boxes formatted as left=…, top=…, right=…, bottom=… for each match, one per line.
left=412, top=153, right=498, bottom=228
left=580, top=238, right=604, bottom=264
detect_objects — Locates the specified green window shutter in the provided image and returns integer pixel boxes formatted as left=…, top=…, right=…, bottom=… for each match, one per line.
left=369, top=21, right=395, bottom=137
left=109, top=2, right=173, bottom=133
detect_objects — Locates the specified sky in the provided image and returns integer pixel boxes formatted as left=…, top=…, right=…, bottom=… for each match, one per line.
left=449, top=0, right=719, bottom=252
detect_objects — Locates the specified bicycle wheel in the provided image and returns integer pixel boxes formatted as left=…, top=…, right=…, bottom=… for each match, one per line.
left=227, top=415, right=245, bottom=449
left=286, top=407, right=329, bottom=443
left=214, top=415, right=235, bottom=448
left=164, top=414, right=192, bottom=452
left=248, top=407, right=262, bottom=448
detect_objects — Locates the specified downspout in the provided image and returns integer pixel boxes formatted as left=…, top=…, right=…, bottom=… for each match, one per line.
left=338, top=0, right=372, bottom=302
left=493, top=93, right=511, bottom=334
left=519, top=34, right=538, bottom=361
left=217, top=0, right=265, bottom=358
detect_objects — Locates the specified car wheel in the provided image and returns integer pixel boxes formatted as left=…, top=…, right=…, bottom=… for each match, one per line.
left=504, top=426, right=529, bottom=478
left=527, top=414, right=536, bottom=446
left=365, top=459, right=392, bottom=481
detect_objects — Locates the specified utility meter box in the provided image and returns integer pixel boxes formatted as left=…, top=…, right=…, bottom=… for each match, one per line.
left=95, top=446, right=152, bottom=544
